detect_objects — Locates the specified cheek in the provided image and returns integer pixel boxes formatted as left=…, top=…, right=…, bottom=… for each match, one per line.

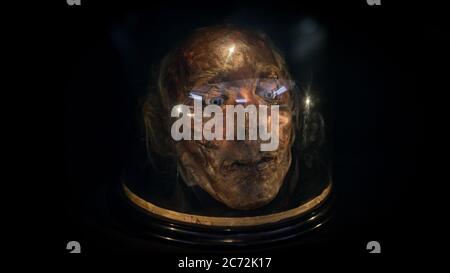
left=178, top=141, right=208, bottom=168
left=278, top=112, right=293, bottom=145
left=183, top=140, right=228, bottom=170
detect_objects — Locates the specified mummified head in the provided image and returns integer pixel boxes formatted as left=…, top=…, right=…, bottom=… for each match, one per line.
left=143, top=25, right=302, bottom=210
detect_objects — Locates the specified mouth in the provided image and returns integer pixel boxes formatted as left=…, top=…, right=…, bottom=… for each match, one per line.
left=222, top=156, right=276, bottom=172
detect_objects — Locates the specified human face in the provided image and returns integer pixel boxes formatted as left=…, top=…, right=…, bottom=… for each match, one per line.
left=172, top=30, right=295, bottom=210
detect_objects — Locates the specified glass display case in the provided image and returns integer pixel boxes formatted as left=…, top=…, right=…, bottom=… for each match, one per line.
left=118, top=25, right=333, bottom=245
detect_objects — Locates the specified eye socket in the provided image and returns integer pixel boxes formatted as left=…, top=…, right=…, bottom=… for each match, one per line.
left=257, top=78, right=279, bottom=99
left=205, top=96, right=225, bottom=106
left=257, top=83, right=278, bottom=102
left=262, top=89, right=276, bottom=100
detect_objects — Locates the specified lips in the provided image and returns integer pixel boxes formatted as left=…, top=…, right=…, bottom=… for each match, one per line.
left=222, top=156, right=275, bottom=172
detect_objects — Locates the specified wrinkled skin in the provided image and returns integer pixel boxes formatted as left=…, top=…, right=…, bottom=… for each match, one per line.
left=172, top=27, right=295, bottom=210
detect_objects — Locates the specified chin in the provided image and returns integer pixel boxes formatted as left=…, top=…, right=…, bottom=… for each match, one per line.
left=224, top=189, right=278, bottom=210
left=214, top=175, right=283, bottom=210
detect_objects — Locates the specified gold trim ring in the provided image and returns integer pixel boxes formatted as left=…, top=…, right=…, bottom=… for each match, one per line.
left=123, top=183, right=332, bottom=227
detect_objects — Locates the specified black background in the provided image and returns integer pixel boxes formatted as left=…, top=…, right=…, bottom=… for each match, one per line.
left=57, top=0, right=427, bottom=264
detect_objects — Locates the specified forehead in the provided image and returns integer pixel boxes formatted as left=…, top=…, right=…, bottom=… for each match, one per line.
left=181, top=29, right=281, bottom=87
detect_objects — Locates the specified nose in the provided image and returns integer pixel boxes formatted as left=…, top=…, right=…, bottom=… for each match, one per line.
left=235, top=86, right=258, bottom=106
